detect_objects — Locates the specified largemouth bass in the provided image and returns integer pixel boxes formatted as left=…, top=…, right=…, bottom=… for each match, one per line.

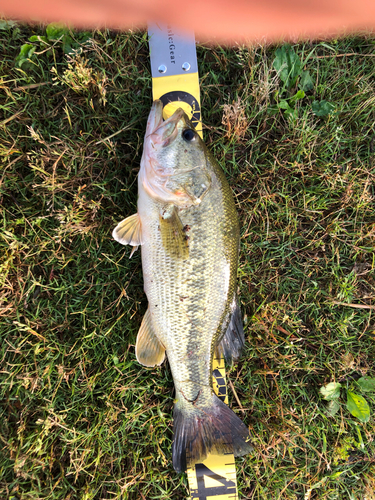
left=113, top=100, right=252, bottom=472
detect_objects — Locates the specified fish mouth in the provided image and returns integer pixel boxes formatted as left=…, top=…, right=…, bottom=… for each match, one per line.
left=145, top=100, right=164, bottom=136
left=140, top=101, right=196, bottom=206
left=148, top=100, right=186, bottom=147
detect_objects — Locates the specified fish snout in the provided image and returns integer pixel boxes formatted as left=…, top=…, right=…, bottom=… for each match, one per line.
left=149, top=108, right=185, bottom=147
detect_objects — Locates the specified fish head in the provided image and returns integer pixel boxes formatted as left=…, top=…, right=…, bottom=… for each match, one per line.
left=140, top=100, right=211, bottom=207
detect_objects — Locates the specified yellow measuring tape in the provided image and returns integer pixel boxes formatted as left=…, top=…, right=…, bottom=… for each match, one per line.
left=187, top=353, right=239, bottom=500
left=148, top=23, right=239, bottom=500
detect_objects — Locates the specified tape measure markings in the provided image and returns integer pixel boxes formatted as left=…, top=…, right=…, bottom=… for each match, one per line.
left=148, top=23, right=239, bottom=500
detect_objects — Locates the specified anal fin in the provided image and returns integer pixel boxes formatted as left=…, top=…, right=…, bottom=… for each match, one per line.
left=112, top=213, right=143, bottom=247
left=136, top=307, right=165, bottom=367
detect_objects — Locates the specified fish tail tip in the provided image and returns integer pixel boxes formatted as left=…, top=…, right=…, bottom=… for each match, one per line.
left=171, top=392, right=252, bottom=472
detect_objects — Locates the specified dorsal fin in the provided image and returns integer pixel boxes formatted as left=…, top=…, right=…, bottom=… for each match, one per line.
left=216, top=296, right=245, bottom=365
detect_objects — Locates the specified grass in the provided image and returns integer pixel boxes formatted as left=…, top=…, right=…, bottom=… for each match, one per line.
left=1, top=22, right=375, bottom=500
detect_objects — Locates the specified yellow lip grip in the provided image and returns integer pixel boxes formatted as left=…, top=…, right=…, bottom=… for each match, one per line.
left=151, top=73, right=202, bottom=138
left=149, top=23, right=202, bottom=138
left=148, top=23, right=238, bottom=500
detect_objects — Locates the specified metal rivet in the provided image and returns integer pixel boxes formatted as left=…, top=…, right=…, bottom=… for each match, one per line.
left=158, top=64, right=167, bottom=73
left=182, top=62, right=191, bottom=72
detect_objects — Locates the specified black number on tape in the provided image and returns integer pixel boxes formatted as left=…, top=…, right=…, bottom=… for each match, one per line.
left=191, top=464, right=236, bottom=500
left=159, top=91, right=201, bottom=127
left=212, top=368, right=227, bottom=402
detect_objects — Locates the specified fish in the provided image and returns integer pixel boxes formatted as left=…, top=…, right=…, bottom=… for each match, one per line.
left=113, top=100, right=252, bottom=472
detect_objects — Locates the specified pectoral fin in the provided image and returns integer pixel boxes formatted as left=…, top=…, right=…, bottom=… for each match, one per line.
left=136, top=307, right=166, bottom=367
left=112, top=213, right=143, bottom=247
left=160, top=207, right=189, bottom=260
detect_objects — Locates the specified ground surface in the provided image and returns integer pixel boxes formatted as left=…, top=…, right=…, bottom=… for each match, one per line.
left=1, top=23, right=375, bottom=500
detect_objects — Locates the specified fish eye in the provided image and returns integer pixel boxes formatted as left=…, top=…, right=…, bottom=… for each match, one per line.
left=182, top=129, right=196, bottom=142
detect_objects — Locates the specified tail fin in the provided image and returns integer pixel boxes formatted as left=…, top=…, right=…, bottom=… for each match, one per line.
left=172, top=391, right=252, bottom=472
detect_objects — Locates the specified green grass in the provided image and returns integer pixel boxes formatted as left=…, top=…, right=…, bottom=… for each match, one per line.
left=1, top=22, right=375, bottom=499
